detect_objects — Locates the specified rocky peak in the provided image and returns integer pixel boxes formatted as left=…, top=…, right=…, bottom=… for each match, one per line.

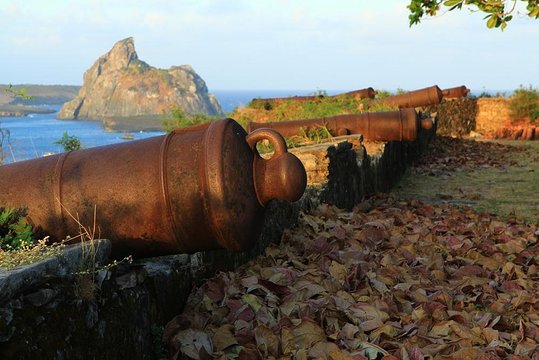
left=106, top=37, right=139, bottom=70
left=58, top=37, right=222, bottom=124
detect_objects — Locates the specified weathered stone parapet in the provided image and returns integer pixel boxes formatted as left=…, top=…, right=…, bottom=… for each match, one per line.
left=1, top=248, right=193, bottom=359
left=0, top=240, right=111, bottom=305
left=475, top=97, right=511, bottom=134
left=422, top=98, right=477, bottom=137
left=423, top=97, right=515, bottom=138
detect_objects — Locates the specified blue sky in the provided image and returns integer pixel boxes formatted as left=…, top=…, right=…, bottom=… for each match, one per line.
left=1, top=0, right=537, bottom=92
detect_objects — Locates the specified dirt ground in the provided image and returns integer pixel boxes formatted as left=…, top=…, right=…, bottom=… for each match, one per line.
left=393, top=137, right=539, bottom=225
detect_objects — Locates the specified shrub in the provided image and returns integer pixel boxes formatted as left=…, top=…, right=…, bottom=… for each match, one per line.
left=374, top=89, right=392, bottom=99
left=509, top=85, right=539, bottom=123
left=55, top=131, right=82, bottom=152
left=162, top=107, right=213, bottom=133
left=0, top=207, right=34, bottom=251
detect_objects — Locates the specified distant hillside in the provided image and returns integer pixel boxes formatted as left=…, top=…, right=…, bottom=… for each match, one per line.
left=0, top=84, right=80, bottom=105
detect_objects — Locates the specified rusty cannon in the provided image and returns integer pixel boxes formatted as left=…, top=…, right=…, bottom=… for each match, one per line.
left=250, top=87, right=376, bottom=108
left=247, top=108, right=433, bottom=142
left=337, top=87, right=377, bottom=100
left=376, top=85, right=443, bottom=108
left=442, top=85, right=470, bottom=99
left=0, top=119, right=307, bottom=258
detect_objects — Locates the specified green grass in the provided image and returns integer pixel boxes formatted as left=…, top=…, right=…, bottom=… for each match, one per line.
left=232, top=92, right=397, bottom=127
left=393, top=140, right=539, bottom=224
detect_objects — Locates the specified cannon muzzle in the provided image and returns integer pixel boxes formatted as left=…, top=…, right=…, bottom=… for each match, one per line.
left=442, top=85, right=470, bottom=99
left=247, top=108, right=432, bottom=142
left=0, top=119, right=306, bottom=258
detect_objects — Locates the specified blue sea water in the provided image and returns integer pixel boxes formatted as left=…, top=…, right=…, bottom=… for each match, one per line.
left=0, top=105, right=164, bottom=164
left=0, top=90, right=320, bottom=163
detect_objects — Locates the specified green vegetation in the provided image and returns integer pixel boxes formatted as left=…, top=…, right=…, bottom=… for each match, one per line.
left=234, top=92, right=397, bottom=127
left=508, top=85, right=539, bottom=123
left=233, top=89, right=399, bottom=152
left=256, top=125, right=334, bottom=154
left=54, top=131, right=82, bottom=152
left=3, top=84, right=31, bottom=100
left=408, top=0, right=539, bottom=30
left=162, top=107, right=215, bottom=133
left=0, top=207, right=35, bottom=251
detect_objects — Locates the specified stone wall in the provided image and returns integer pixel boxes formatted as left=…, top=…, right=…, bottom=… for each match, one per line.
left=422, top=98, right=477, bottom=137
left=423, top=97, right=512, bottom=137
left=0, top=126, right=435, bottom=359
left=475, top=98, right=511, bottom=134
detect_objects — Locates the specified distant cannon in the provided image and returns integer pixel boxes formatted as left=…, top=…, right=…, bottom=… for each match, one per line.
left=336, top=88, right=377, bottom=100
left=0, top=119, right=307, bottom=258
left=249, top=87, right=376, bottom=109
left=375, top=85, right=443, bottom=108
left=442, top=85, right=470, bottom=99
left=247, top=108, right=433, bottom=142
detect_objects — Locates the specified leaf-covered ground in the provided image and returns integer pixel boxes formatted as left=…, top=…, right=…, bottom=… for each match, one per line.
left=163, top=137, right=539, bottom=359
left=164, top=193, right=539, bottom=359
left=394, top=137, right=539, bottom=223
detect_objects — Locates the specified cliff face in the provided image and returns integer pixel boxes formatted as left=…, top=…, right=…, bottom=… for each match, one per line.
left=57, top=37, right=222, bottom=120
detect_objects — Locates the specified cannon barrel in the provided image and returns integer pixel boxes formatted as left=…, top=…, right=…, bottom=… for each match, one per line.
left=247, top=108, right=432, bottom=142
left=338, top=87, right=377, bottom=100
left=442, top=85, right=470, bottom=99
left=0, top=119, right=307, bottom=258
left=250, top=87, right=376, bottom=108
left=377, top=85, right=443, bottom=108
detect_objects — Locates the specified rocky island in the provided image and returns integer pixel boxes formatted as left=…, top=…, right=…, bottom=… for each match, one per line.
left=57, top=37, right=222, bottom=131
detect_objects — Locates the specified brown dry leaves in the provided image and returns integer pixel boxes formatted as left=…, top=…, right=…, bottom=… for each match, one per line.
left=164, top=195, right=539, bottom=359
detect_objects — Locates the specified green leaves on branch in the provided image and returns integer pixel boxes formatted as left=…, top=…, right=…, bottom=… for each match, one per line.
left=408, top=0, right=539, bottom=30
left=3, top=84, right=32, bottom=100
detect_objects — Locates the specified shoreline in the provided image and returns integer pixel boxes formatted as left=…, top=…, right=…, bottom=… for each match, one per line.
left=0, top=104, right=56, bottom=117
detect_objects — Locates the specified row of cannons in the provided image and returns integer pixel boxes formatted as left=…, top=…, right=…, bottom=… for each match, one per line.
left=250, top=84, right=470, bottom=109
left=0, top=85, right=469, bottom=259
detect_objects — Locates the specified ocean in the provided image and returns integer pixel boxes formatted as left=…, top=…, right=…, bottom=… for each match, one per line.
left=0, top=89, right=322, bottom=164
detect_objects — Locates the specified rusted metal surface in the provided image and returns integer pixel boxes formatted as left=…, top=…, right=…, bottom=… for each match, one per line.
left=247, top=108, right=432, bottom=142
left=0, top=119, right=306, bottom=258
left=442, top=85, right=470, bottom=99
left=339, top=87, right=376, bottom=100
left=250, top=87, right=376, bottom=108
left=378, top=85, right=443, bottom=108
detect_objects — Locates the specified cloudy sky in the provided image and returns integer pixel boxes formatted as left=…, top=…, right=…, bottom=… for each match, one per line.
left=1, top=0, right=537, bottom=92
